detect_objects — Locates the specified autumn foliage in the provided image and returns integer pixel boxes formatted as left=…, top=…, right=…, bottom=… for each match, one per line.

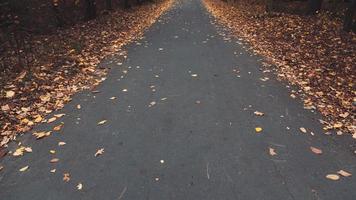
left=204, top=0, right=355, bottom=136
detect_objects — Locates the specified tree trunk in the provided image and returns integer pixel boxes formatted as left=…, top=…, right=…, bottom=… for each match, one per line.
left=106, top=0, right=113, bottom=10
left=343, top=0, right=356, bottom=32
left=266, top=0, right=276, bottom=12
left=52, top=2, right=64, bottom=27
left=307, top=0, right=322, bottom=15
left=85, top=0, right=96, bottom=20
left=124, top=0, right=131, bottom=8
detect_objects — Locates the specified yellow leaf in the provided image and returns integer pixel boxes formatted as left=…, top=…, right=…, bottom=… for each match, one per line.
left=255, top=127, right=262, bottom=133
left=34, top=116, right=43, bottom=123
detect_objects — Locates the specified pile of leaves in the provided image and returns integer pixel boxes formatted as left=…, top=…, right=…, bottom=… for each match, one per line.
left=203, top=0, right=355, bottom=137
left=0, top=0, right=173, bottom=147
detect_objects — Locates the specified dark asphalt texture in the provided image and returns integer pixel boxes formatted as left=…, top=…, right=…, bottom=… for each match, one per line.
left=1, top=0, right=356, bottom=199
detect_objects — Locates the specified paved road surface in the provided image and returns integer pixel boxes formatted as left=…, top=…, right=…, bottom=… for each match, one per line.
left=1, top=0, right=355, bottom=199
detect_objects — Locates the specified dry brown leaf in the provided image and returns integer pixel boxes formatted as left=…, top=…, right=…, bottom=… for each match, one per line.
left=53, top=124, right=63, bottom=131
left=310, top=146, right=323, bottom=155
left=0, top=165, right=4, bottom=171
left=326, top=174, right=340, bottom=181
left=95, top=148, right=104, bottom=157
left=63, top=173, right=70, bottom=182
left=337, top=170, right=352, bottom=177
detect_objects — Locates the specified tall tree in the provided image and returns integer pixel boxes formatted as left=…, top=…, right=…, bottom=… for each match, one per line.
left=85, top=0, right=96, bottom=20
left=308, top=0, right=322, bottom=15
left=343, top=0, right=356, bottom=32
left=106, top=0, right=113, bottom=11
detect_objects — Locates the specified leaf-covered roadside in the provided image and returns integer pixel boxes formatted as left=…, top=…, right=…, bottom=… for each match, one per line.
left=204, top=0, right=355, bottom=137
left=0, top=0, right=173, bottom=147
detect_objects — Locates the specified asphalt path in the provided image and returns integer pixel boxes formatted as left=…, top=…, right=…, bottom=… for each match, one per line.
left=1, top=0, right=355, bottom=199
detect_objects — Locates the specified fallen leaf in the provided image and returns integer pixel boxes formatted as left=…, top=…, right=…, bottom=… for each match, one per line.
left=58, top=141, right=66, bottom=146
left=326, top=174, right=340, bottom=181
left=299, top=127, right=307, bottom=133
left=50, top=150, right=56, bottom=154
left=34, top=116, right=43, bottom=123
left=337, top=170, right=352, bottom=177
left=13, top=147, right=25, bottom=157
left=95, top=148, right=104, bottom=157
left=50, top=158, right=59, bottom=163
left=77, top=104, right=81, bottom=109
left=5, top=90, right=15, bottom=98
left=97, top=120, right=107, bottom=125
left=19, top=166, right=29, bottom=172
left=310, top=146, right=323, bottom=155
left=0, top=166, right=3, bottom=171
left=24, top=147, right=32, bottom=153
left=54, top=113, right=65, bottom=118
left=50, top=169, right=56, bottom=173
left=191, top=74, right=198, bottom=77
left=1, top=104, right=10, bottom=111
left=269, top=147, right=277, bottom=156
left=148, top=101, right=156, bottom=107
left=33, top=131, right=51, bottom=139
left=122, top=89, right=128, bottom=92
left=77, top=183, right=83, bottom=190
left=110, top=97, right=116, bottom=100
left=254, top=111, right=264, bottom=116
left=255, top=127, right=262, bottom=133
left=63, top=173, right=70, bottom=182
left=53, top=124, right=63, bottom=131
left=47, top=117, right=57, bottom=123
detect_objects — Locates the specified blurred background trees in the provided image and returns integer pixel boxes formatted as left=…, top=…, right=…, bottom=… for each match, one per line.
left=0, top=0, right=154, bottom=77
